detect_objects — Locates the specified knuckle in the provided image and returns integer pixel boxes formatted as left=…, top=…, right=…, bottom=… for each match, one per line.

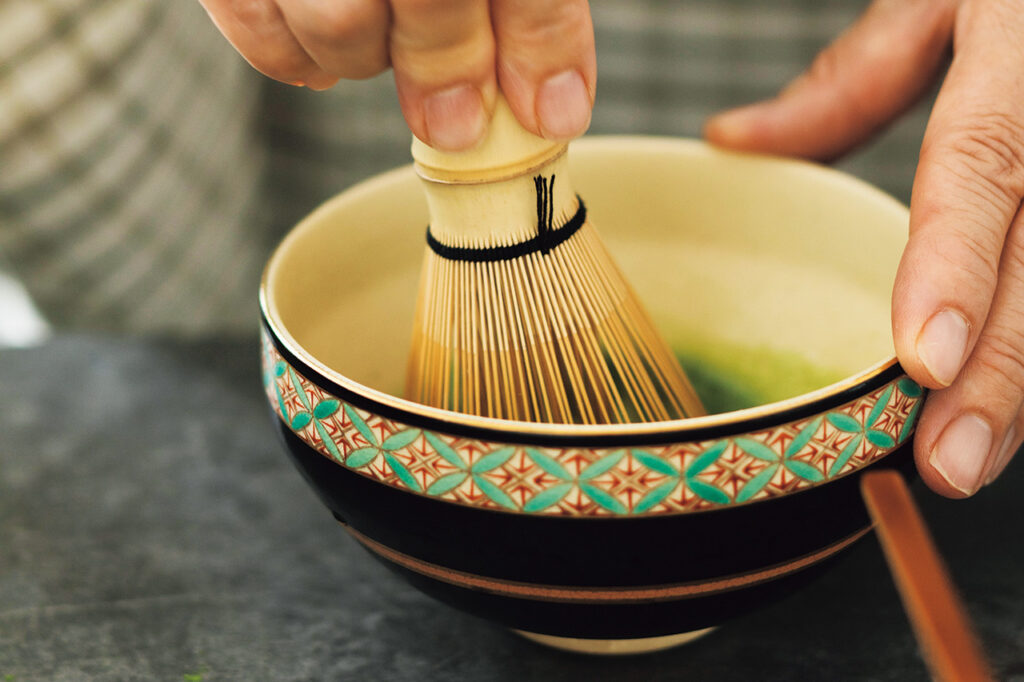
left=972, top=328, right=1024, bottom=396
left=931, top=113, right=1024, bottom=200
left=805, top=46, right=843, bottom=87
left=941, top=224, right=1001, bottom=287
left=515, top=0, right=591, bottom=39
left=801, top=46, right=876, bottom=134
left=492, top=0, right=592, bottom=68
left=228, top=0, right=276, bottom=29
left=221, top=0, right=317, bottom=79
left=1002, top=239, right=1024, bottom=280
left=917, top=218, right=1002, bottom=293
left=391, top=24, right=493, bottom=82
left=391, top=0, right=482, bottom=33
left=390, top=0, right=491, bottom=57
left=312, top=1, right=377, bottom=43
left=955, top=0, right=1024, bottom=58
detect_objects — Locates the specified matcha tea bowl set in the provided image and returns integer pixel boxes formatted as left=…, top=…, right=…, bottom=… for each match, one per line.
left=258, top=136, right=923, bottom=654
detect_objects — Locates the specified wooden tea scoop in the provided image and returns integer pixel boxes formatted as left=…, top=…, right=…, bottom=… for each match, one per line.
left=860, top=470, right=993, bottom=682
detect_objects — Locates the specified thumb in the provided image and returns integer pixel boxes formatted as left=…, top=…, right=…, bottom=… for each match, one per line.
left=704, top=0, right=956, bottom=161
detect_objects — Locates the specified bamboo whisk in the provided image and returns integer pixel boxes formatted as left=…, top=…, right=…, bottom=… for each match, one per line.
left=406, top=99, right=704, bottom=424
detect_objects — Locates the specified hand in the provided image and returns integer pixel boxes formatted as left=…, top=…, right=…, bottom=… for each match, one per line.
left=705, top=0, right=1023, bottom=497
left=198, top=0, right=596, bottom=150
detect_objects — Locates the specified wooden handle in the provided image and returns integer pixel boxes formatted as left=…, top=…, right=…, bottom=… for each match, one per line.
left=411, top=96, right=565, bottom=183
left=860, top=470, right=992, bottom=682
left=410, top=95, right=576, bottom=250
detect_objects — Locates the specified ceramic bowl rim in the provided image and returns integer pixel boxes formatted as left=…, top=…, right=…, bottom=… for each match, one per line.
left=260, top=136, right=906, bottom=443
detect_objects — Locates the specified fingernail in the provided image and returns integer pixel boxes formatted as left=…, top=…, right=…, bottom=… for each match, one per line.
left=930, top=414, right=992, bottom=495
left=916, top=310, right=970, bottom=386
left=986, top=425, right=1018, bottom=485
left=536, top=70, right=591, bottom=140
left=423, top=85, right=487, bottom=151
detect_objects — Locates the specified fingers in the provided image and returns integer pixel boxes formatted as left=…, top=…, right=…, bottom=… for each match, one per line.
left=912, top=202, right=1024, bottom=496
left=705, top=0, right=1024, bottom=494
left=200, top=1, right=595, bottom=150
left=199, top=0, right=338, bottom=89
left=704, top=0, right=957, bottom=161
left=387, top=0, right=496, bottom=151
left=275, top=0, right=391, bottom=80
left=491, top=0, right=596, bottom=141
left=895, top=0, right=1024, bottom=495
left=893, top=0, right=1024, bottom=391
left=388, top=0, right=596, bottom=150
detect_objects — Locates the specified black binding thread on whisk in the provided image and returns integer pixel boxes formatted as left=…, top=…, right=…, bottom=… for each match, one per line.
left=535, top=174, right=555, bottom=254
left=425, top=176, right=586, bottom=263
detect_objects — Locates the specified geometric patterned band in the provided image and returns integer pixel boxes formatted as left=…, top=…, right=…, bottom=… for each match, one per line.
left=263, top=334, right=922, bottom=517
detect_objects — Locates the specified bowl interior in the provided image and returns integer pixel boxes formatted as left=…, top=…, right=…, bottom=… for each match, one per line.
left=264, top=138, right=908, bottom=414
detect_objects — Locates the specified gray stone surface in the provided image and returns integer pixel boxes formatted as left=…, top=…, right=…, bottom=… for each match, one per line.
left=1, top=336, right=1021, bottom=681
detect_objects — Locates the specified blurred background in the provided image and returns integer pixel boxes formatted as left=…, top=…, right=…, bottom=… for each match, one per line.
left=0, top=0, right=932, bottom=343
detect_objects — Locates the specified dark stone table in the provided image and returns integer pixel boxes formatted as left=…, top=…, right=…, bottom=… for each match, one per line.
left=1, top=336, right=1022, bottom=681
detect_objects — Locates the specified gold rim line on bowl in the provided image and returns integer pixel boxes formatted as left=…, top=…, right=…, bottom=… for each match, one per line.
left=260, top=136, right=906, bottom=440
left=338, top=521, right=871, bottom=603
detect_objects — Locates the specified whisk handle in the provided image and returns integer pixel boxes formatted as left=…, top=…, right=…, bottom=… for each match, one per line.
left=411, top=96, right=565, bottom=184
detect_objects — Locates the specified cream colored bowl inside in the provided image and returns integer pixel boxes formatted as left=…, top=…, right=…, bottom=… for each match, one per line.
left=264, top=136, right=908, bottom=423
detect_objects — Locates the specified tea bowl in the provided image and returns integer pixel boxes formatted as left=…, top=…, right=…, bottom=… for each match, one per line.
left=259, top=137, right=922, bottom=654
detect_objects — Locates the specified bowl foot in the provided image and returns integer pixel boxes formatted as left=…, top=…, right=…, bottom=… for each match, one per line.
left=514, top=627, right=716, bottom=655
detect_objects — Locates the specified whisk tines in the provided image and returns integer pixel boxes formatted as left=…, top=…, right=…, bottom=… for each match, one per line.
left=407, top=144, right=704, bottom=424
